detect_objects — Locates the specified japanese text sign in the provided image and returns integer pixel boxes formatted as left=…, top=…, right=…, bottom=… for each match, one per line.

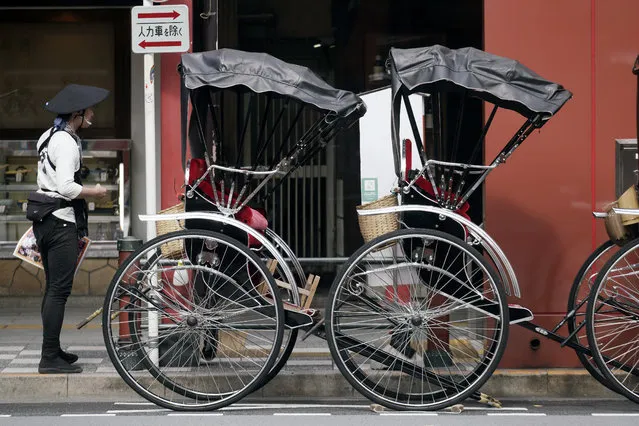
left=131, top=5, right=190, bottom=54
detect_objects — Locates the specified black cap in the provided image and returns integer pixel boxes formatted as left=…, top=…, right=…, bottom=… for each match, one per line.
left=44, top=84, right=110, bottom=114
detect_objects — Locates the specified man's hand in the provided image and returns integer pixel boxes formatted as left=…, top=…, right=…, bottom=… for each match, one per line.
left=93, top=183, right=108, bottom=199
left=81, top=184, right=108, bottom=199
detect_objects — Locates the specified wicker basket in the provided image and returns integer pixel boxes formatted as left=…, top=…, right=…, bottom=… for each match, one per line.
left=356, top=194, right=399, bottom=244
left=155, top=202, right=185, bottom=259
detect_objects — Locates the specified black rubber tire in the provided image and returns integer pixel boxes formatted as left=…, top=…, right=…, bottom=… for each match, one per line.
left=586, top=238, right=639, bottom=404
left=102, top=229, right=285, bottom=411
left=326, top=228, right=509, bottom=411
left=566, top=240, right=618, bottom=392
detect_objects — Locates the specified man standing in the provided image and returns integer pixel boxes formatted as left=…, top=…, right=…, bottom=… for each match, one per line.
left=30, top=84, right=109, bottom=374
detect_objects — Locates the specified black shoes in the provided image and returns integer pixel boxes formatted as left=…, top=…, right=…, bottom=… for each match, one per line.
left=38, top=355, right=82, bottom=374
left=58, top=349, right=79, bottom=364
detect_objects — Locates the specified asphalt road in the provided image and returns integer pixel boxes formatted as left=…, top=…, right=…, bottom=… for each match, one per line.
left=0, top=399, right=638, bottom=425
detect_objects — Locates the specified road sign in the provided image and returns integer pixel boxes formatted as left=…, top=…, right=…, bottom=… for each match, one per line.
left=131, top=4, right=190, bottom=54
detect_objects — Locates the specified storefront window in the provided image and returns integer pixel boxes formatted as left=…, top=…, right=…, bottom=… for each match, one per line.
left=0, top=21, right=116, bottom=131
left=0, top=8, right=130, bottom=139
left=0, top=7, right=132, bottom=297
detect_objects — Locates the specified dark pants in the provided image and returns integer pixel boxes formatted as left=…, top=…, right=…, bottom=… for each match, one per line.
left=33, top=215, right=78, bottom=359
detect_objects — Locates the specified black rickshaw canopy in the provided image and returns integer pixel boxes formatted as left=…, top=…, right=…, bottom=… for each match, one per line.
left=389, top=45, right=572, bottom=119
left=178, top=48, right=366, bottom=174
left=387, top=45, right=574, bottom=205
left=180, top=48, right=365, bottom=119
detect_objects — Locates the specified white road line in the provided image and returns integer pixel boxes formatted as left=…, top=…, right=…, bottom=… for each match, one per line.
left=273, top=413, right=331, bottom=416
left=107, top=409, right=171, bottom=414
left=220, top=403, right=368, bottom=410
left=0, top=355, right=16, bottom=360
left=114, top=402, right=156, bottom=406
left=462, top=407, right=528, bottom=411
left=487, top=413, right=547, bottom=416
left=167, top=413, right=223, bottom=416
left=61, top=414, right=116, bottom=417
left=592, top=413, right=639, bottom=416
left=19, top=350, right=41, bottom=356
left=380, top=413, right=438, bottom=416
left=0, top=415, right=11, bottom=418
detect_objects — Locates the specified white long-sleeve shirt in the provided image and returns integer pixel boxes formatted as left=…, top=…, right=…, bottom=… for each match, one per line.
left=36, top=127, right=83, bottom=223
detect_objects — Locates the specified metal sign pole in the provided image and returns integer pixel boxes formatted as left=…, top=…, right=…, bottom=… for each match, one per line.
left=142, top=0, right=159, bottom=367
left=132, top=0, right=190, bottom=370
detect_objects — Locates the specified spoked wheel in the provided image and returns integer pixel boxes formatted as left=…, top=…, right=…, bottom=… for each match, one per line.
left=586, top=238, right=639, bottom=403
left=326, top=229, right=509, bottom=411
left=102, top=230, right=285, bottom=410
left=566, top=240, right=619, bottom=392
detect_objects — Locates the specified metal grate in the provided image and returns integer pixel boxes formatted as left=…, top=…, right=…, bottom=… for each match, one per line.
left=244, top=94, right=336, bottom=258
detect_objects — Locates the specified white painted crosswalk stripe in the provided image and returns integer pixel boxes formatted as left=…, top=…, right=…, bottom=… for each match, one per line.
left=9, top=358, right=103, bottom=365
left=0, top=346, right=24, bottom=352
left=66, top=346, right=106, bottom=351
left=1, top=367, right=38, bottom=373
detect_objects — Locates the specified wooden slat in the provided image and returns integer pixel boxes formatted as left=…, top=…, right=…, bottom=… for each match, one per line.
left=301, top=274, right=321, bottom=309
left=257, top=259, right=279, bottom=295
left=259, top=259, right=320, bottom=310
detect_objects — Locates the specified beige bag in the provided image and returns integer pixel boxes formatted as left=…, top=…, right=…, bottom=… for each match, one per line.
left=604, top=185, right=639, bottom=245
left=617, top=185, right=639, bottom=225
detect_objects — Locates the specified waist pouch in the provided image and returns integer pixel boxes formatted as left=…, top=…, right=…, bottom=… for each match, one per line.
left=25, top=192, right=71, bottom=222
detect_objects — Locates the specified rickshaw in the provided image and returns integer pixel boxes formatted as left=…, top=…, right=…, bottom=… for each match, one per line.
left=581, top=54, right=639, bottom=405
left=100, top=46, right=638, bottom=412
left=333, top=44, right=638, bottom=410
left=102, top=48, right=366, bottom=410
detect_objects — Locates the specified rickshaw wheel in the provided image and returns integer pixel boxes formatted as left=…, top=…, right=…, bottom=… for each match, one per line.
left=102, top=230, right=285, bottom=410
left=566, top=240, right=619, bottom=392
left=326, top=229, right=509, bottom=411
left=586, top=238, right=639, bottom=404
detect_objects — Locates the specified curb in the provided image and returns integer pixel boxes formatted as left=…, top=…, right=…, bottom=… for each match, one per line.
left=0, top=369, right=622, bottom=402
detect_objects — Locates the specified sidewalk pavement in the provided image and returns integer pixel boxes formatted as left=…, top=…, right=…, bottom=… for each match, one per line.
left=0, top=297, right=624, bottom=402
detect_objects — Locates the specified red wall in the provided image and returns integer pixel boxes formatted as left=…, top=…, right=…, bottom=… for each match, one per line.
left=160, top=0, right=193, bottom=210
left=593, top=1, right=639, bottom=242
left=484, top=0, right=639, bottom=367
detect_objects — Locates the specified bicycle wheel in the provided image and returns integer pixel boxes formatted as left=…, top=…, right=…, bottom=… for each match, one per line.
left=566, top=240, right=618, bottom=391
left=586, top=238, right=639, bottom=403
left=102, top=230, right=285, bottom=410
left=326, top=229, right=509, bottom=411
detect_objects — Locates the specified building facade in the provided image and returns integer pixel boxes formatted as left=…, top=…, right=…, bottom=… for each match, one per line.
left=0, top=0, right=637, bottom=368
